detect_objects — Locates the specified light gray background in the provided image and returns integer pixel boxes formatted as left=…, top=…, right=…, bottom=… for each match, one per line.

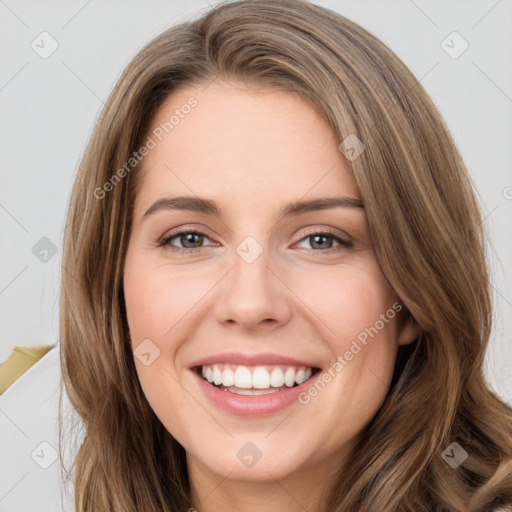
left=0, top=1, right=511, bottom=507
left=1, top=0, right=511, bottom=398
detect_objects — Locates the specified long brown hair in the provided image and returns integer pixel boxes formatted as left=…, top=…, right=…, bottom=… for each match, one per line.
left=59, top=0, right=512, bottom=510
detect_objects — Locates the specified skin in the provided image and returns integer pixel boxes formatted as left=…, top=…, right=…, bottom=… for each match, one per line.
left=123, top=79, right=419, bottom=512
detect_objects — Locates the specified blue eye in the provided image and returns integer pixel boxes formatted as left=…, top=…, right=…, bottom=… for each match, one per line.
left=158, top=229, right=352, bottom=254
left=296, top=232, right=352, bottom=251
left=158, top=230, right=215, bottom=254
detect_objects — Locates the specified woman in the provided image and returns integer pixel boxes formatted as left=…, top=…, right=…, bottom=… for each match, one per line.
left=59, top=0, right=512, bottom=510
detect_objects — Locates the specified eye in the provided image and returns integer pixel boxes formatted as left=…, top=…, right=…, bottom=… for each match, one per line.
left=158, top=228, right=353, bottom=255
left=158, top=229, right=217, bottom=254
left=295, top=230, right=352, bottom=252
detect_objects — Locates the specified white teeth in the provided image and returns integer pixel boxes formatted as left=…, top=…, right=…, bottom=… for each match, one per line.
left=212, top=364, right=222, bottom=385
left=222, top=367, right=235, bottom=387
left=200, top=363, right=315, bottom=390
left=234, top=366, right=252, bottom=388
left=284, top=367, right=296, bottom=387
left=252, top=367, right=271, bottom=389
left=270, top=367, right=285, bottom=387
left=295, top=368, right=305, bottom=385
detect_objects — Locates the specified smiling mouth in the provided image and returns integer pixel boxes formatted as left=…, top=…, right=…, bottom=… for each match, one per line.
left=195, top=363, right=321, bottom=395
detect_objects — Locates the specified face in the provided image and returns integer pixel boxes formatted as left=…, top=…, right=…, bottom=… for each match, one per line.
left=123, top=79, right=417, bottom=501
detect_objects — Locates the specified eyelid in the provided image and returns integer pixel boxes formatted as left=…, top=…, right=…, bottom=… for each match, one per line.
left=294, top=226, right=352, bottom=243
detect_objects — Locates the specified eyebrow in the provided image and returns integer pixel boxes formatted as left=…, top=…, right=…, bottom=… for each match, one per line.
left=142, top=195, right=364, bottom=221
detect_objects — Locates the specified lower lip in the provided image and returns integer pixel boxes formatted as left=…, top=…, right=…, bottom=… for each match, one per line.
left=191, top=369, right=321, bottom=417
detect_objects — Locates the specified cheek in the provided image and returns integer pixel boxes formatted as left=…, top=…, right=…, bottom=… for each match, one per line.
left=123, top=257, right=210, bottom=344
left=123, top=255, right=217, bottom=416
left=292, top=260, right=396, bottom=345
left=291, top=261, right=399, bottom=407
left=123, top=256, right=204, bottom=442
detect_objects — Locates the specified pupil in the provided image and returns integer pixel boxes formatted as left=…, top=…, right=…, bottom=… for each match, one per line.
left=311, top=235, right=331, bottom=250
left=182, top=233, right=202, bottom=248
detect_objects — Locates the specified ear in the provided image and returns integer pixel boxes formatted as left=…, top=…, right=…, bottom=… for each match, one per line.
left=127, top=330, right=132, bottom=348
left=397, top=314, right=421, bottom=346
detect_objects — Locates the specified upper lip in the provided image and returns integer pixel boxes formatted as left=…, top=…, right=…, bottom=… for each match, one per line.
left=189, top=352, right=321, bottom=369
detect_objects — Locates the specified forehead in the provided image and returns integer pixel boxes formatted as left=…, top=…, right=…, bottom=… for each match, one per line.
left=134, top=80, right=360, bottom=216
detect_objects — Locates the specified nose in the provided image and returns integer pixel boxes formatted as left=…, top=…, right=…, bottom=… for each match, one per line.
left=214, top=241, right=293, bottom=332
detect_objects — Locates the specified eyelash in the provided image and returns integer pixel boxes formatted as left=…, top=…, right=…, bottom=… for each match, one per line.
left=158, top=228, right=353, bottom=255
